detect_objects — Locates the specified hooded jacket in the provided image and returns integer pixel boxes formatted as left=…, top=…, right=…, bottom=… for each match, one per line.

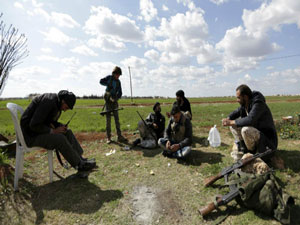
left=228, top=91, right=278, bottom=151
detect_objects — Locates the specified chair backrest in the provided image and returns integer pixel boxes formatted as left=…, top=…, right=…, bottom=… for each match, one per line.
left=6, top=103, right=28, bottom=149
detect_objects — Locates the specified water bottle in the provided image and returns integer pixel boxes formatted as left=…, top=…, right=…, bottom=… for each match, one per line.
left=208, top=125, right=221, bottom=147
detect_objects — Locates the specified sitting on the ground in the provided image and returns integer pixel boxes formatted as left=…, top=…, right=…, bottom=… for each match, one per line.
left=158, top=104, right=192, bottom=158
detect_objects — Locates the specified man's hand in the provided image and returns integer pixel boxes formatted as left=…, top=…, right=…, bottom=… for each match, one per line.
left=52, top=125, right=67, bottom=134
left=166, top=112, right=171, bottom=118
left=110, top=96, right=115, bottom=102
left=222, top=118, right=235, bottom=126
left=153, top=123, right=158, bottom=129
left=166, top=141, right=171, bottom=150
left=170, top=144, right=180, bottom=152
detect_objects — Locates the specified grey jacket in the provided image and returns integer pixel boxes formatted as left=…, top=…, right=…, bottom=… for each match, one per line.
left=20, top=93, right=62, bottom=146
left=164, top=113, right=192, bottom=148
left=228, top=91, right=278, bottom=151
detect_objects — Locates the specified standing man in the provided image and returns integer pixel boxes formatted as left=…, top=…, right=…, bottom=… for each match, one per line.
left=21, top=90, right=96, bottom=172
left=167, top=90, right=192, bottom=120
left=100, top=66, right=127, bottom=143
left=222, top=84, right=277, bottom=160
left=132, top=102, right=165, bottom=149
left=158, top=104, right=192, bottom=159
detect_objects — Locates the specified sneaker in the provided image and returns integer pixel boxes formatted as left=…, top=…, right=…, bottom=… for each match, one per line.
left=78, top=161, right=96, bottom=172
left=118, top=135, right=128, bottom=142
left=81, top=157, right=96, bottom=163
left=106, top=138, right=112, bottom=144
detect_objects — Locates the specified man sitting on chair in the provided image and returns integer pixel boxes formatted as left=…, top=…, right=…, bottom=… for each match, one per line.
left=20, top=90, right=96, bottom=172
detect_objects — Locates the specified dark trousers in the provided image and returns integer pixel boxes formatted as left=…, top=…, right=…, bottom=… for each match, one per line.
left=105, top=101, right=121, bottom=138
left=30, top=129, right=83, bottom=168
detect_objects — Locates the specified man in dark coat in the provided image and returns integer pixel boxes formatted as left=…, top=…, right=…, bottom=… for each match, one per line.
left=167, top=90, right=192, bottom=120
left=21, top=90, right=96, bottom=172
left=158, top=104, right=192, bottom=158
left=132, top=102, right=165, bottom=149
left=100, top=66, right=127, bottom=143
left=222, top=84, right=277, bottom=160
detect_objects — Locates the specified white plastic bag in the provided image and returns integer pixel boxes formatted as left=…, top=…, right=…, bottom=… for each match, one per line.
left=208, top=125, right=221, bottom=147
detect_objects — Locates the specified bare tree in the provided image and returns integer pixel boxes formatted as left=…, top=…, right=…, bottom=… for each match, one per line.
left=0, top=13, right=29, bottom=95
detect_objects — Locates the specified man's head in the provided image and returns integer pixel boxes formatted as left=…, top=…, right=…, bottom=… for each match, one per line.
left=153, top=102, right=161, bottom=113
left=112, top=66, right=122, bottom=80
left=171, top=104, right=182, bottom=123
left=176, top=90, right=185, bottom=103
left=58, top=90, right=76, bottom=111
left=236, top=84, right=252, bottom=107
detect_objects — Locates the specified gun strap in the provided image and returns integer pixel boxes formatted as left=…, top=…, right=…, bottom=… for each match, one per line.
left=55, top=149, right=70, bottom=169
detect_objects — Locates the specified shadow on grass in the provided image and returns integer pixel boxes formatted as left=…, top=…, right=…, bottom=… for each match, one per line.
left=29, top=175, right=123, bottom=224
left=192, top=136, right=209, bottom=147
left=275, top=149, right=300, bottom=172
left=131, top=146, right=162, bottom=157
left=178, top=149, right=224, bottom=166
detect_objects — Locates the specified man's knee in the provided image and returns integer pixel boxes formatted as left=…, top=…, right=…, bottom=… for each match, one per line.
left=158, top=138, right=167, bottom=149
left=180, top=146, right=192, bottom=158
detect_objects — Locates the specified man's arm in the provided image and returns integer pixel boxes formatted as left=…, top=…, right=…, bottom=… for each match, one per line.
left=178, top=119, right=192, bottom=148
left=228, top=107, right=242, bottom=120
left=99, top=75, right=110, bottom=86
left=116, top=80, right=122, bottom=99
left=164, top=119, right=172, bottom=140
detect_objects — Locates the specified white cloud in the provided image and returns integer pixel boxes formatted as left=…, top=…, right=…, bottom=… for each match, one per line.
left=243, top=0, right=300, bottom=34
left=14, top=2, right=24, bottom=9
left=162, top=4, right=169, bottom=11
left=51, top=12, right=80, bottom=28
left=71, top=45, right=98, bottom=56
left=144, top=49, right=160, bottom=61
left=87, top=36, right=126, bottom=53
left=37, top=55, right=80, bottom=67
left=84, top=6, right=144, bottom=44
left=217, top=26, right=280, bottom=58
left=140, top=0, right=158, bottom=22
left=209, top=0, right=229, bottom=6
left=40, top=27, right=73, bottom=45
left=41, top=48, right=52, bottom=53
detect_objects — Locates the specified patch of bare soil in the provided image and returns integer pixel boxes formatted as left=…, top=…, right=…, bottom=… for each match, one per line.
left=131, top=186, right=161, bottom=225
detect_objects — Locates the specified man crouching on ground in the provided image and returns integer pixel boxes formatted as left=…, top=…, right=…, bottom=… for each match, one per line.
left=158, top=104, right=192, bottom=158
left=21, top=90, right=96, bottom=172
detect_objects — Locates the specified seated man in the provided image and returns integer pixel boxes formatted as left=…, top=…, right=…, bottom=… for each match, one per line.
left=132, top=102, right=165, bottom=149
left=222, top=84, right=277, bottom=160
left=158, top=104, right=192, bottom=158
left=21, top=90, right=96, bottom=172
left=167, top=90, right=192, bottom=120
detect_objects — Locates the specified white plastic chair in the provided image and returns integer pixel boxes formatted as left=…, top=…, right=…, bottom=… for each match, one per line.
left=6, top=103, right=53, bottom=191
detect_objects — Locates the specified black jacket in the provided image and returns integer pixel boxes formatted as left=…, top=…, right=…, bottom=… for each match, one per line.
left=228, top=91, right=278, bottom=151
left=145, top=112, right=165, bottom=139
left=20, top=93, right=62, bottom=146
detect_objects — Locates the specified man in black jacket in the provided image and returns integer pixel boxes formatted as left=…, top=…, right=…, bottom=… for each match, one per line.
left=167, top=90, right=192, bottom=120
left=158, top=104, right=192, bottom=158
left=222, top=84, right=277, bottom=160
left=21, top=90, right=96, bottom=172
left=132, top=102, right=165, bottom=149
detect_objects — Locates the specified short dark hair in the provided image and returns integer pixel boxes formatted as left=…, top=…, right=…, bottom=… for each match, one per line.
left=176, top=90, right=185, bottom=98
left=58, top=90, right=76, bottom=109
left=236, top=84, right=252, bottom=98
left=112, top=66, right=122, bottom=75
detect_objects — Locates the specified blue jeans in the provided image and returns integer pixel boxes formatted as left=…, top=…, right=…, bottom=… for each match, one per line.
left=158, top=138, right=191, bottom=158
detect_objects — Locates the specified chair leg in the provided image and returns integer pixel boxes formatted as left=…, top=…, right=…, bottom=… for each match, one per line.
left=48, top=150, right=53, bottom=182
left=14, top=148, right=23, bottom=191
left=18, top=150, right=24, bottom=179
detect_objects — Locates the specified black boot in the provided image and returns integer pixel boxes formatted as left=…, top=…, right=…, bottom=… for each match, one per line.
left=78, top=160, right=96, bottom=172
left=236, top=140, right=248, bottom=153
left=132, top=138, right=141, bottom=147
left=80, top=155, right=96, bottom=163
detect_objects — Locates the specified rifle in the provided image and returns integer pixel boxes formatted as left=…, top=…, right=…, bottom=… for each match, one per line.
left=136, top=111, right=157, bottom=141
left=199, top=185, right=240, bottom=216
left=100, top=107, right=124, bottom=116
left=203, top=148, right=274, bottom=187
left=66, top=112, right=77, bottom=126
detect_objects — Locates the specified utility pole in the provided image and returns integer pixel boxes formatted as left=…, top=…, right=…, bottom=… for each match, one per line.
left=128, top=66, right=133, bottom=103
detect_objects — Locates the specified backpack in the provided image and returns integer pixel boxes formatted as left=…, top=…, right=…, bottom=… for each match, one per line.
left=226, top=170, right=294, bottom=224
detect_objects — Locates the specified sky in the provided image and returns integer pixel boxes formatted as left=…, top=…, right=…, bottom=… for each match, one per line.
left=1, top=0, right=300, bottom=98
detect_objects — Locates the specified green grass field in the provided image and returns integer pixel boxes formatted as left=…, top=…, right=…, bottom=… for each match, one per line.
left=0, top=96, right=300, bottom=225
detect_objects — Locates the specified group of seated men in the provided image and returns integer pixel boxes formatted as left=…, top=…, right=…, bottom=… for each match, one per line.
left=20, top=80, right=277, bottom=174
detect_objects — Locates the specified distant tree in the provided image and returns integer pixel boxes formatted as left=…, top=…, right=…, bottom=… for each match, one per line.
left=0, top=13, right=29, bottom=95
